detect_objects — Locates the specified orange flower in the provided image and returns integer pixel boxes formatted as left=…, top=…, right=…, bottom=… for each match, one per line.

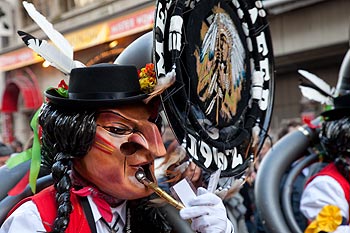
left=138, top=63, right=157, bottom=93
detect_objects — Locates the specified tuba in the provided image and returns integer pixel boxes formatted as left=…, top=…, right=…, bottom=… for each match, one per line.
left=116, top=1, right=275, bottom=228
left=255, top=48, right=350, bottom=233
left=116, top=0, right=276, bottom=225
left=255, top=122, right=320, bottom=233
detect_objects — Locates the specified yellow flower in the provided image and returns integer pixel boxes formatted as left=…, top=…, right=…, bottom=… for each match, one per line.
left=305, top=205, right=342, bottom=233
left=138, top=63, right=157, bottom=93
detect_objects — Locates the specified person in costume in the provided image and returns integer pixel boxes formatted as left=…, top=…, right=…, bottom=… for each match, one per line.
left=0, top=63, right=234, bottom=233
left=300, top=93, right=350, bottom=232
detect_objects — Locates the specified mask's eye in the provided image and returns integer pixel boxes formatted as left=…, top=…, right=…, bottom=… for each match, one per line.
left=98, top=124, right=134, bottom=136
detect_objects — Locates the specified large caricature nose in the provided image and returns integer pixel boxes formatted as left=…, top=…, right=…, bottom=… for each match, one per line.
left=122, top=122, right=166, bottom=157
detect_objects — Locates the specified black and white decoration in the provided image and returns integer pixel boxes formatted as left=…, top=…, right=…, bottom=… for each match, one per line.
left=154, top=0, right=275, bottom=177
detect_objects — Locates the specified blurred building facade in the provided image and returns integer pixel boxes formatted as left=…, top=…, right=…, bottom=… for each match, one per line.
left=0, top=0, right=349, bottom=143
left=0, top=0, right=155, bottom=144
left=266, top=0, right=350, bottom=137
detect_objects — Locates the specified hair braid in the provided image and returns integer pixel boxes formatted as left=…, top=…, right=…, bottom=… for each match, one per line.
left=320, top=117, right=350, bottom=161
left=51, top=152, right=73, bottom=233
left=39, top=103, right=96, bottom=232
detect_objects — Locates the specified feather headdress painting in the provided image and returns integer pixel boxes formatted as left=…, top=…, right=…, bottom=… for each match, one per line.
left=195, top=6, right=246, bottom=125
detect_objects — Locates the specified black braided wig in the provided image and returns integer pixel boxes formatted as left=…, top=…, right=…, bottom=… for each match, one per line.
left=38, top=103, right=173, bottom=233
left=39, top=103, right=96, bottom=233
left=320, top=117, right=350, bottom=179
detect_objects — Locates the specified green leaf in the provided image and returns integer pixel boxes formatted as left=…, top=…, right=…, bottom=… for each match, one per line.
left=5, top=148, right=32, bottom=168
left=57, top=87, right=68, bottom=98
left=28, top=108, right=41, bottom=194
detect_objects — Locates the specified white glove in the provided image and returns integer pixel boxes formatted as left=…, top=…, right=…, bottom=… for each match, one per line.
left=179, top=187, right=231, bottom=233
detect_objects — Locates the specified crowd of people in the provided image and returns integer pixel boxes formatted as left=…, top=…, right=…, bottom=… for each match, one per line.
left=0, top=63, right=235, bottom=233
left=1, top=68, right=348, bottom=233
left=1, top=78, right=349, bottom=233
left=0, top=1, right=348, bottom=232
left=6, top=43, right=349, bottom=233
left=2, top=101, right=349, bottom=233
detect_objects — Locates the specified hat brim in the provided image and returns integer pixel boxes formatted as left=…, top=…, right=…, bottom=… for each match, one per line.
left=45, top=89, right=148, bottom=109
left=321, top=107, right=350, bottom=121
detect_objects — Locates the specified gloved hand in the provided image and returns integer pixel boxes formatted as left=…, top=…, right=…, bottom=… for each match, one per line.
left=179, top=187, right=231, bottom=233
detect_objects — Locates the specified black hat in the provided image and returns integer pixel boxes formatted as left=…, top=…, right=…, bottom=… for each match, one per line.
left=321, top=50, right=350, bottom=121
left=321, top=94, right=350, bottom=120
left=45, top=63, right=148, bottom=109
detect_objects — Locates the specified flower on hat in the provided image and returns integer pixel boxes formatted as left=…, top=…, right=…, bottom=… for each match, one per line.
left=138, top=63, right=157, bottom=94
left=56, top=80, right=69, bottom=97
left=46, top=79, right=69, bottom=98
left=305, top=205, right=342, bottom=233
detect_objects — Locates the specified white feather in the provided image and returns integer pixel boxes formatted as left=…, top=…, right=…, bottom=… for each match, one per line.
left=143, top=67, right=176, bottom=103
left=24, top=35, right=77, bottom=74
left=298, top=70, right=335, bottom=97
left=158, top=67, right=176, bottom=86
left=299, top=85, right=333, bottom=105
left=22, top=1, right=73, bottom=59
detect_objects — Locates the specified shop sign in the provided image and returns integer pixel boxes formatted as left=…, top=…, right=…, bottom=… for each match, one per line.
left=0, top=6, right=155, bottom=71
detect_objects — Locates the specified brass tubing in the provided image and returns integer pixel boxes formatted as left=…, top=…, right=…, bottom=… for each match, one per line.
left=135, top=169, right=185, bottom=210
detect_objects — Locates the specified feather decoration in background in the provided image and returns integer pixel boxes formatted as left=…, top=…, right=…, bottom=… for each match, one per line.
left=22, top=1, right=73, bottom=59
left=18, top=31, right=81, bottom=75
left=298, top=70, right=334, bottom=97
left=299, top=85, right=333, bottom=105
left=298, top=69, right=335, bottom=105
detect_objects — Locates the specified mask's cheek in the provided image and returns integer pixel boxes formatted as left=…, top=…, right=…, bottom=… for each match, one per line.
left=74, top=151, right=124, bottom=185
left=93, top=132, right=118, bottom=155
left=79, top=134, right=127, bottom=180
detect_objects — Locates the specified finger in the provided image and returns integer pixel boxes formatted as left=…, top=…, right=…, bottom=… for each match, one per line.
left=189, top=192, right=221, bottom=206
left=179, top=206, right=209, bottom=219
left=192, top=220, right=209, bottom=233
left=200, top=225, right=228, bottom=233
left=191, top=215, right=227, bottom=232
left=196, top=187, right=208, bottom=195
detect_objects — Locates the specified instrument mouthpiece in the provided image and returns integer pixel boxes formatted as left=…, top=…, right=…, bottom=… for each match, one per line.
left=135, top=168, right=146, bottom=183
left=134, top=167, right=185, bottom=210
